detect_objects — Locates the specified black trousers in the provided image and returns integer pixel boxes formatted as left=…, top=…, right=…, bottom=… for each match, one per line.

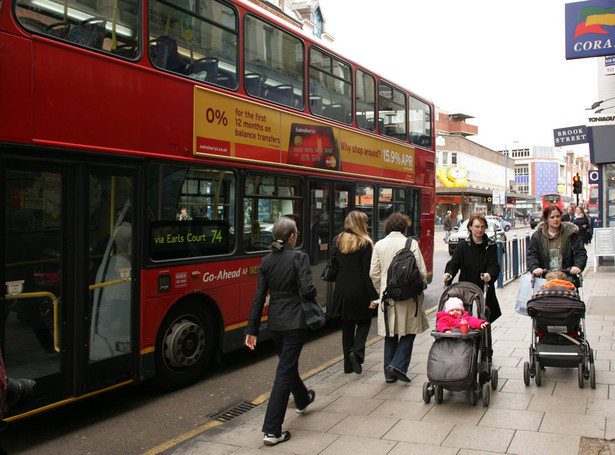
left=262, top=329, right=310, bottom=436
left=342, top=318, right=371, bottom=373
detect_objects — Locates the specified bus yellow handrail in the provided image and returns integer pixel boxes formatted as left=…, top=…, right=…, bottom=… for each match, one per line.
left=4, top=277, right=132, bottom=354
left=5, top=292, right=60, bottom=353
left=88, top=278, right=132, bottom=290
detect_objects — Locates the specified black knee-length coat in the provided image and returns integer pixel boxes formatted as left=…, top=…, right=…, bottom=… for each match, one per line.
left=331, top=238, right=379, bottom=321
left=444, top=234, right=502, bottom=322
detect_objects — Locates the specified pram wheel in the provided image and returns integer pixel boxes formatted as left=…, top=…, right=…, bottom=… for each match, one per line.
left=535, top=360, right=542, bottom=386
left=590, top=362, right=596, bottom=389
left=578, top=362, right=584, bottom=389
left=469, top=387, right=478, bottom=406
left=523, top=361, right=530, bottom=386
left=584, top=349, right=594, bottom=380
left=482, top=382, right=490, bottom=407
left=434, top=385, right=443, bottom=404
left=491, top=368, right=499, bottom=391
left=422, top=382, right=432, bottom=404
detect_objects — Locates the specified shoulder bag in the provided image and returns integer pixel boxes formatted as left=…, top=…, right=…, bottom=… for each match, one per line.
left=515, top=273, right=546, bottom=316
left=320, top=243, right=338, bottom=282
left=295, top=254, right=325, bottom=330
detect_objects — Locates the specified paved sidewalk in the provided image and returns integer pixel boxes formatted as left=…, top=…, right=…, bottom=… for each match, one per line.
left=160, top=248, right=615, bottom=455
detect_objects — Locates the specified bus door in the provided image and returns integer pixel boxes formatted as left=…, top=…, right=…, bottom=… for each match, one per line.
left=86, top=167, right=137, bottom=391
left=2, top=160, right=137, bottom=414
left=308, top=180, right=351, bottom=314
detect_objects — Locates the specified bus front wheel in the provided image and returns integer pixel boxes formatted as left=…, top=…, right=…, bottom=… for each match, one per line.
left=153, top=300, right=215, bottom=390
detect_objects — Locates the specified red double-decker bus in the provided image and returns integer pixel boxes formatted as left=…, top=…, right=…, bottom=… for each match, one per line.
left=542, top=193, right=572, bottom=212
left=1, top=0, right=435, bottom=419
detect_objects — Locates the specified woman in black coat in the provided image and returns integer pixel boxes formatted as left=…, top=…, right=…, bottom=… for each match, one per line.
left=245, top=217, right=316, bottom=446
left=443, top=212, right=501, bottom=323
left=331, top=210, right=379, bottom=374
left=572, top=206, right=591, bottom=245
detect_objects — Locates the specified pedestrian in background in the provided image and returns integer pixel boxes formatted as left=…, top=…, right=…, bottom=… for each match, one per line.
left=370, top=212, right=429, bottom=383
left=331, top=211, right=379, bottom=374
left=562, top=205, right=574, bottom=222
left=245, top=217, right=316, bottom=446
left=572, top=206, right=591, bottom=245
left=443, top=211, right=453, bottom=243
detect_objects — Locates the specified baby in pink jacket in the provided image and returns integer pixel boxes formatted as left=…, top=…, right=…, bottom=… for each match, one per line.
left=436, top=297, right=489, bottom=333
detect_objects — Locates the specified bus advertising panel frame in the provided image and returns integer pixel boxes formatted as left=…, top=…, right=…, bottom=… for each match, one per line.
left=194, top=87, right=416, bottom=183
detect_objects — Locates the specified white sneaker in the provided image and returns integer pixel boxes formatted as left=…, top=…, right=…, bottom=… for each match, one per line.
left=263, top=431, right=291, bottom=445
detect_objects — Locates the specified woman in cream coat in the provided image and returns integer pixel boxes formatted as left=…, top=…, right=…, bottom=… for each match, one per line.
left=370, top=213, right=429, bottom=383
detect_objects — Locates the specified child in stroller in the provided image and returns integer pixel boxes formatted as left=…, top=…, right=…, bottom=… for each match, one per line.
left=523, top=270, right=595, bottom=389
left=542, top=270, right=575, bottom=290
left=423, top=282, right=498, bottom=407
left=436, top=297, right=489, bottom=333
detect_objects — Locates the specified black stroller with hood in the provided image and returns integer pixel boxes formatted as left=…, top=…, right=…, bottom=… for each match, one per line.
left=423, top=281, right=498, bottom=407
left=523, top=274, right=595, bottom=388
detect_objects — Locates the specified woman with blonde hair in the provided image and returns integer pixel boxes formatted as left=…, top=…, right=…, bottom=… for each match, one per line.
left=331, top=210, right=379, bottom=374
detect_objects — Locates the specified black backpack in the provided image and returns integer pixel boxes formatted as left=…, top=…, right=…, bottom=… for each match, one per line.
left=383, top=237, right=424, bottom=303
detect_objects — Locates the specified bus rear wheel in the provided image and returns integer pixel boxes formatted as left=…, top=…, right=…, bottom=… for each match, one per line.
left=153, top=300, right=215, bottom=390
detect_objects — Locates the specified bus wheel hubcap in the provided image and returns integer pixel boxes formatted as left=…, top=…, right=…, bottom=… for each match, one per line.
left=164, top=318, right=206, bottom=369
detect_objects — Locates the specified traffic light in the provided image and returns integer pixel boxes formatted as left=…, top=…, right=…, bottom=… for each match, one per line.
left=573, top=174, right=583, bottom=194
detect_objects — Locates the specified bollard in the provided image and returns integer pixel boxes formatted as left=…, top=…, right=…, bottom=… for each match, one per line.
left=512, top=235, right=519, bottom=278
left=497, top=242, right=504, bottom=288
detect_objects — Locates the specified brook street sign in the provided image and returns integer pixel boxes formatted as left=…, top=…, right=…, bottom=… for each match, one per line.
left=553, top=125, right=589, bottom=145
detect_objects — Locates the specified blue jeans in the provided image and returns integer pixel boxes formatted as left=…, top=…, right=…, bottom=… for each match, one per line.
left=384, top=334, right=416, bottom=380
left=262, top=329, right=310, bottom=435
left=444, top=229, right=451, bottom=242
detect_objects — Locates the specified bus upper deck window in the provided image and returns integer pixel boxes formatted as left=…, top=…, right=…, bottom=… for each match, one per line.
left=16, top=0, right=140, bottom=58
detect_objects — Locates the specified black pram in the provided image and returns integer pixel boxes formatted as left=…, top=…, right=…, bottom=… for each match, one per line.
left=423, top=282, right=498, bottom=407
left=523, top=276, right=595, bottom=388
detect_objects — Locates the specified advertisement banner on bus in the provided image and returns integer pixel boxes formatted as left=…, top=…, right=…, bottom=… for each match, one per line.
left=194, top=88, right=415, bottom=182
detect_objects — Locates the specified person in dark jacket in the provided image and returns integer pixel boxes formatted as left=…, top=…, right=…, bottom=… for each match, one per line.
left=443, top=212, right=502, bottom=323
left=562, top=205, right=574, bottom=222
left=527, top=205, right=586, bottom=281
left=245, top=217, right=316, bottom=446
left=331, top=210, right=379, bottom=375
left=443, top=211, right=453, bottom=243
left=572, top=206, right=591, bottom=245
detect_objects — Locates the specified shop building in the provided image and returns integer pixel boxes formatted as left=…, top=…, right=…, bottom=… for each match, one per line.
left=435, top=110, right=518, bottom=224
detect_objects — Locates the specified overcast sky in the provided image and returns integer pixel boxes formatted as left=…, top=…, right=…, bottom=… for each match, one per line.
left=320, top=0, right=600, bottom=151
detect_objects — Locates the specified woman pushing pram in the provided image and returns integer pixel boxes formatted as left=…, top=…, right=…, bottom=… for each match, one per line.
left=523, top=204, right=593, bottom=388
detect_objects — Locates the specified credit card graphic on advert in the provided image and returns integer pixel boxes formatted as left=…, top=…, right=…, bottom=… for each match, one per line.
left=287, top=123, right=340, bottom=170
